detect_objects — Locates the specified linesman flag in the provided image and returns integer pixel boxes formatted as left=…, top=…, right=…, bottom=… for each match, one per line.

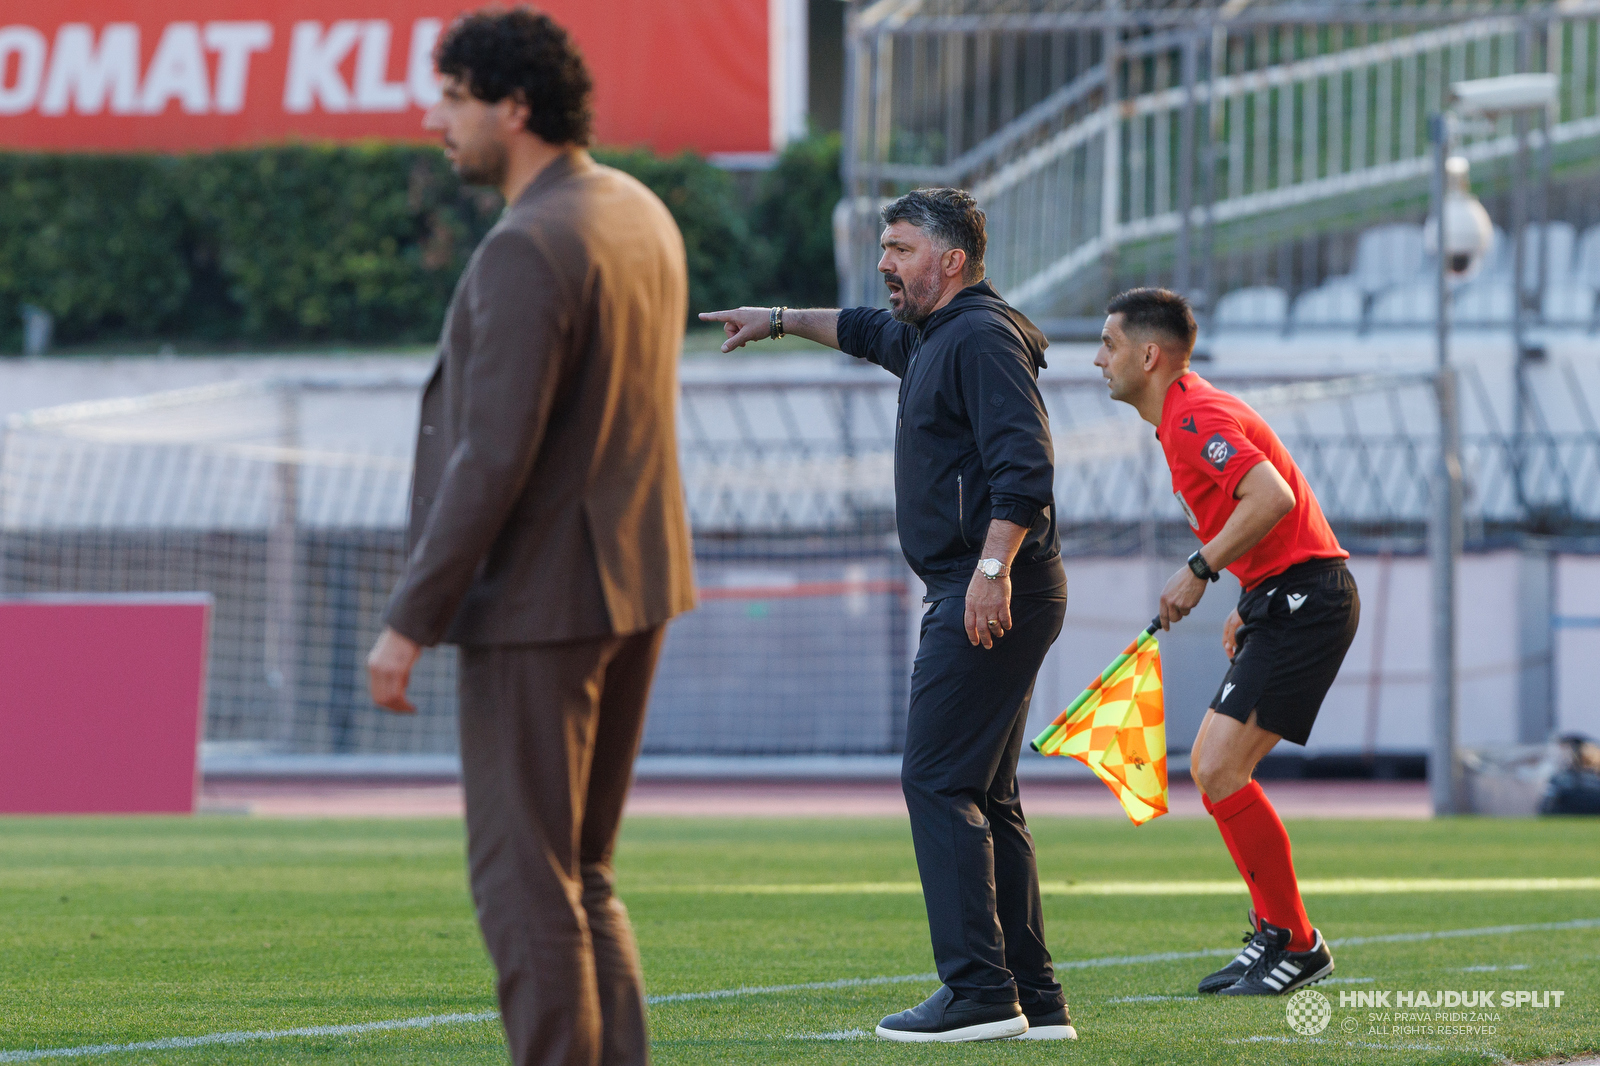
left=1030, top=620, right=1168, bottom=825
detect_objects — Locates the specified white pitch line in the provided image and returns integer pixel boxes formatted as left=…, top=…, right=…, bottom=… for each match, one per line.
left=3, top=916, right=1593, bottom=1064
left=1228, top=1034, right=1508, bottom=1059
left=1059, top=947, right=1233, bottom=967
left=650, top=876, right=1600, bottom=896
left=1329, top=916, right=1600, bottom=948
left=787, top=1029, right=869, bottom=1040
left=0, top=1013, right=499, bottom=1064
left=1107, top=994, right=1200, bottom=1003
left=645, top=972, right=937, bottom=1003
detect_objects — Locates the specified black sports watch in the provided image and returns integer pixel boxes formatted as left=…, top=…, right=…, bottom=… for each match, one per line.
left=1187, top=549, right=1220, bottom=583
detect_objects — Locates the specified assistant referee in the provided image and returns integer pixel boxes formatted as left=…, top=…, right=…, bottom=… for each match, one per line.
left=1094, top=287, right=1360, bottom=997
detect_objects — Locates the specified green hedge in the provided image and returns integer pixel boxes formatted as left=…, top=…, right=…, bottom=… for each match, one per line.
left=0, top=156, right=194, bottom=347
left=0, top=134, right=840, bottom=352
left=749, top=132, right=842, bottom=310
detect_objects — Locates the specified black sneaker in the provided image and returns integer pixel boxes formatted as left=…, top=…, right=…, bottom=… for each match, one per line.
left=874, top=985, right=1027, bottom=1042
left=1198, top=909, right=1262, bottom=994
left=1216, top=920, right=1334, bottom=996
left=1008, top=1003, right=1077, bottom=1041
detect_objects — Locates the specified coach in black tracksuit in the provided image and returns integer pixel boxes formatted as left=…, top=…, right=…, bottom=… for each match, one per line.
left=701, top=188, right=1073, bottom=1043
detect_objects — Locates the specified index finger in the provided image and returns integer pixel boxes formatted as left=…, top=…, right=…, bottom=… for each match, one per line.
left=698, top=310, right=736, bottom=323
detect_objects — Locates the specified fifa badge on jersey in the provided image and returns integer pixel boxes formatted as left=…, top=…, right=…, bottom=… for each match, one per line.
left=1202, top=433, right=1236, bottom=472
left=1174, top=489, right=1200, bottom=530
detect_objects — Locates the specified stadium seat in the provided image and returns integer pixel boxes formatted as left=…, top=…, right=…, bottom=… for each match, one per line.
left=1576, top=224, right=1600, bottom=293
left=1524, top=222, right=1577, bottom=292
left=1368, top=280, right=1437, bottom=327
left=1352, top=223, right=1428, bottom=297
left=1543, top=282, right=1598, bottom=329
left=1211, top=286, right=1289, bottom=331
left=1477, top=223, right=1576, bottom=294
left=1286, top=275, right=1363, bottom=329
left=1451, top=276, right=1516, bottom=329
left=1290, top=278, right=1364, bottom=331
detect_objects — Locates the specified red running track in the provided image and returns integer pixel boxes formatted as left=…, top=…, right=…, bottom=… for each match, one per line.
left=200, top=777, right=1431, bottom=819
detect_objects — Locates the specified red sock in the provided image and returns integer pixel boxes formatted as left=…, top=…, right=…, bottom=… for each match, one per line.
left=1203, top=792, right=1266, bottom=921
left=1211, top=781, right=1314, bottom=952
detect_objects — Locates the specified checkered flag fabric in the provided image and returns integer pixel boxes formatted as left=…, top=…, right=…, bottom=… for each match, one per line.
left=1030, top=625, right=1168, bottom=825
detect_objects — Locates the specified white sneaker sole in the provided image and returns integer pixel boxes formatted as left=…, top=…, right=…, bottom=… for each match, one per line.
left=874, top=1015, right=1028, bottom=1043
left=1011, top=1024, right=1078, bottom=1040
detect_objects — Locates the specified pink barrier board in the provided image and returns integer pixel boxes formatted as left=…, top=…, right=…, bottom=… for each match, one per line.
left=0, top=595, right=211, bottom=814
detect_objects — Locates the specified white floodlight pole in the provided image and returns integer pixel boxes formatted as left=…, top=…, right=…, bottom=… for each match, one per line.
left=1428, top=112, right=1466, bottom=817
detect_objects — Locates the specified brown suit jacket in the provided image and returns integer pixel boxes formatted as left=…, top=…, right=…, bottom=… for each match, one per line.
left=385, top=150, right=696, bottom=647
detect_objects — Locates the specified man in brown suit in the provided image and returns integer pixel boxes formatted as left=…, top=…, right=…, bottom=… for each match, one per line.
left=366, top=10, right=695, bottom=1065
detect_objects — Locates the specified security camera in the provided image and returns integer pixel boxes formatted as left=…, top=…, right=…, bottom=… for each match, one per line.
left=1451, top=74, right=1560, bottom=116
left=1423, top=156, right=1494, bottom=280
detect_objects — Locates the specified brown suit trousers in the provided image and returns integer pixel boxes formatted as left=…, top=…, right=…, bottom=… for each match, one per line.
left=459, top=629, right=664, bottom=1066
left=383, top=150, right=694, bottom=1066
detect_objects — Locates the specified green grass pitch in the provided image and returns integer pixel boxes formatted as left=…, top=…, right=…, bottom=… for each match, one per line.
left=1, top=815, right=1597, bottom=1065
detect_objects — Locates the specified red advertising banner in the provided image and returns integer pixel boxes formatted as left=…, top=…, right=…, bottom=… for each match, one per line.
left=0, top=1, right=771, bottom=155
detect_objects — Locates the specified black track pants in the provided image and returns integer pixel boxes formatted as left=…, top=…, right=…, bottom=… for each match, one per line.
left=900, top=592, right=1068, bottom=1009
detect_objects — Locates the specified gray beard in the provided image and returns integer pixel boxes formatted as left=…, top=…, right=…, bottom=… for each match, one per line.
left=888, top=272, right=940, bottom=327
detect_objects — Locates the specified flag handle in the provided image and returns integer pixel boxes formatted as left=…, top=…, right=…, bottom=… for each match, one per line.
left=1030, top=620, right=1163, bottom=755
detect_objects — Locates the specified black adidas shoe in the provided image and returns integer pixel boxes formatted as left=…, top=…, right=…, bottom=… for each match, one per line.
left=875, top=985, right=1027, bottom=1042
left=1216, top=921, right=1334, bottom=996
left=1009, top=1004, right=1077, bottom=1041
left=1198, top=909, right=1261, bottom=994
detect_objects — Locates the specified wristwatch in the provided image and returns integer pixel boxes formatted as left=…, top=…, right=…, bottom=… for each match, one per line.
left=1187, top=549, right=1220, bottom=583
left=977, top=558, right=1010, bottom=580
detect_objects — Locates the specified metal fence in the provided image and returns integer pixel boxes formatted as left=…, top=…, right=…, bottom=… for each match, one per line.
left=841, top=0, right=1600, bottom=325
left=4, top=364, right=1598, bottom=757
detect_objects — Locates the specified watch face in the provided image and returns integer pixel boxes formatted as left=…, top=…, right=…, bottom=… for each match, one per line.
left=981, top=559, right=1000, bottom=577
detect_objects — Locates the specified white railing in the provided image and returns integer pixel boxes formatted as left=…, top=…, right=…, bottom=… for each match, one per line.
left=842, top=3, right=1600, bottom=316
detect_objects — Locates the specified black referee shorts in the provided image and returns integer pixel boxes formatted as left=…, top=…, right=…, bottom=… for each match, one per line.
left=1210, top=557, right=1359, bottom=746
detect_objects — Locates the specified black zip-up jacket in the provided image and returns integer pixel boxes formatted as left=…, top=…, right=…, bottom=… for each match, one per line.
left=836, top=280, right=1063, bottom=602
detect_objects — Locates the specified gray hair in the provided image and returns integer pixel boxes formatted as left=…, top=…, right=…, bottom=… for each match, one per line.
left=881, top=188, right=986, bottom=282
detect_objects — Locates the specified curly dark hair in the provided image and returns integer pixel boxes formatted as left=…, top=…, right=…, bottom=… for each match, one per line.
left=880, top=188, right=987, bottom=282
left=435, top=7, right=594, bottom=146
left=1107, top=287, right=1197, bottom=352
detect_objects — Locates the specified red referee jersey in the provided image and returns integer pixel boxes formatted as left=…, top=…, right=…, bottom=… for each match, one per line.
left=1157, top=372, right=1346, bottom=591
